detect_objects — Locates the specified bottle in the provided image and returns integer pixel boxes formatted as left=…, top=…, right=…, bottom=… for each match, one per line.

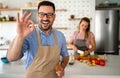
left=0, top=2, right=3, bottom=8
left=69, top=53, right=75, bottom=65
left=5, top=15, right=9, bottom=21
left=103, top=54, right=108, bottom=62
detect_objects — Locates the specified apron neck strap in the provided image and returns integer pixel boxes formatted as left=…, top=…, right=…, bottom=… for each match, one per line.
left=36, top=27, right=41, bottom=46
left=75, top=31, right=85, bottom=40
left=36, top=27, right=58, bottom=46
left=53, top=30, right=58, bottom=46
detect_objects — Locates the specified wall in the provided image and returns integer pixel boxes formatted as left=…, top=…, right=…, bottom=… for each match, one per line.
left=0, top=0, right=35, bottom=8
left=0, top=0, right=95, bottom=44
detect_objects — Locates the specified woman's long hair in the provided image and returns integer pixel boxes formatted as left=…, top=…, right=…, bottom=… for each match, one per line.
left=79, top=17, right=90, bottom=39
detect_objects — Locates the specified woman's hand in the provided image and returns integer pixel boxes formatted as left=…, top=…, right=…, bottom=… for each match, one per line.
left=71, top=45, right=78, bottom=52
left=84, top=49, right=93, bottom=56
left=56, top=64, right=64, bottom=78
left=17, top=12, right=34, bottom=39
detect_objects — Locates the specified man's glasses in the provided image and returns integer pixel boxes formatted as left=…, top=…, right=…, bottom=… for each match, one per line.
left=38, top=12, right=54, bottom=18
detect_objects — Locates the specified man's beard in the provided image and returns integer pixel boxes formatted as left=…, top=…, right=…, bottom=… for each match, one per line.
left=39, top=20, right=52, bottom=31
left=39, top=25, right=52, bottom=31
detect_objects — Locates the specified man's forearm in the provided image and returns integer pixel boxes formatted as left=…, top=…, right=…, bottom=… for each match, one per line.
left=61, top=56, right=69, bottom=69
left=7, top=35, right=24, bottom=61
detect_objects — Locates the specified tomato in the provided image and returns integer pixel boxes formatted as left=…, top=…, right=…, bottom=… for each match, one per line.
left=77, top=57, right=81, bottom=61
left=99, top=59, right=105, bottom=66
left=87, top=58, right=92, bottom=63
left=93, top=58, right=97, bottom=60
left=95, top=59, right=100, bottom=65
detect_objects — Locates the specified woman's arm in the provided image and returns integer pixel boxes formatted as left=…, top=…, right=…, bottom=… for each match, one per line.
left=68, top=37, right=78, bottom=52
left=84, top=34, right=96, bottom=56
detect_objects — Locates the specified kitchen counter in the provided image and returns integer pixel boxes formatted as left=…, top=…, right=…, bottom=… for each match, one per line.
left=0, top=55, right=120, bottom=78
left=63, top=55, right=120, bottom=78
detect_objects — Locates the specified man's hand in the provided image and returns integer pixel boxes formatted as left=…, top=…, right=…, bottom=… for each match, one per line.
left=55, top=64, right=64, bottom=78
left=17, top=12, right=34, bottom=38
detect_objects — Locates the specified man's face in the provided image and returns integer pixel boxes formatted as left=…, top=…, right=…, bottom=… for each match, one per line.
left=37, top=6, right=55, bottom=31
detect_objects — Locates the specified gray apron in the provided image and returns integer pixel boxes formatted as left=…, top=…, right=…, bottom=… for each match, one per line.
left=73, top=32, right=88, bottom=52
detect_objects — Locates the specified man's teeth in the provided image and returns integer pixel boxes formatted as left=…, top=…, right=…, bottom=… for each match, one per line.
left=43, top=21, right=49, bottom=24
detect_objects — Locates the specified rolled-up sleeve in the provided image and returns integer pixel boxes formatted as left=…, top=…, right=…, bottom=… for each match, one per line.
left=19, top=39, right=29, bottom=59
left=60, top=34, right=69, bottom=57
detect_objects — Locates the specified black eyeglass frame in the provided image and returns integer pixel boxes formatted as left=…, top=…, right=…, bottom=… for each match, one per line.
left=38, top=12, right=55, bottom=18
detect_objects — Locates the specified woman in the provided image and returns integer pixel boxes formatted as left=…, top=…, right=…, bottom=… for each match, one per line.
left=68, top=17, right=96, bottom=56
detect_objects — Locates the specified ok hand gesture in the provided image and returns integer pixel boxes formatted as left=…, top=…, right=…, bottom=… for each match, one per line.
left=17, top=12, right=34, bottom=38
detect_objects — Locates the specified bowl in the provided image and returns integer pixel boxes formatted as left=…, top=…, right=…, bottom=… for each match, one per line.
left=1, top=57, right=9, bottom=63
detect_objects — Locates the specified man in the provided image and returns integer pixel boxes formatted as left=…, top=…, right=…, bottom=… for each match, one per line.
left=7, top=1, right=69, bottom=78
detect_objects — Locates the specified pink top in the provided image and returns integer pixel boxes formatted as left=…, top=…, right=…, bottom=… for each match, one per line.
left=71, top=30, right=95, bottom=48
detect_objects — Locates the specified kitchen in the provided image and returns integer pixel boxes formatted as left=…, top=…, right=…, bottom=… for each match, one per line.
left=0, top=0, right=120, bottom=78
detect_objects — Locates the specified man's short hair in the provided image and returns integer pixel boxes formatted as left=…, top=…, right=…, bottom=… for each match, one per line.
left=37, top=1, right=55, bottom=12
